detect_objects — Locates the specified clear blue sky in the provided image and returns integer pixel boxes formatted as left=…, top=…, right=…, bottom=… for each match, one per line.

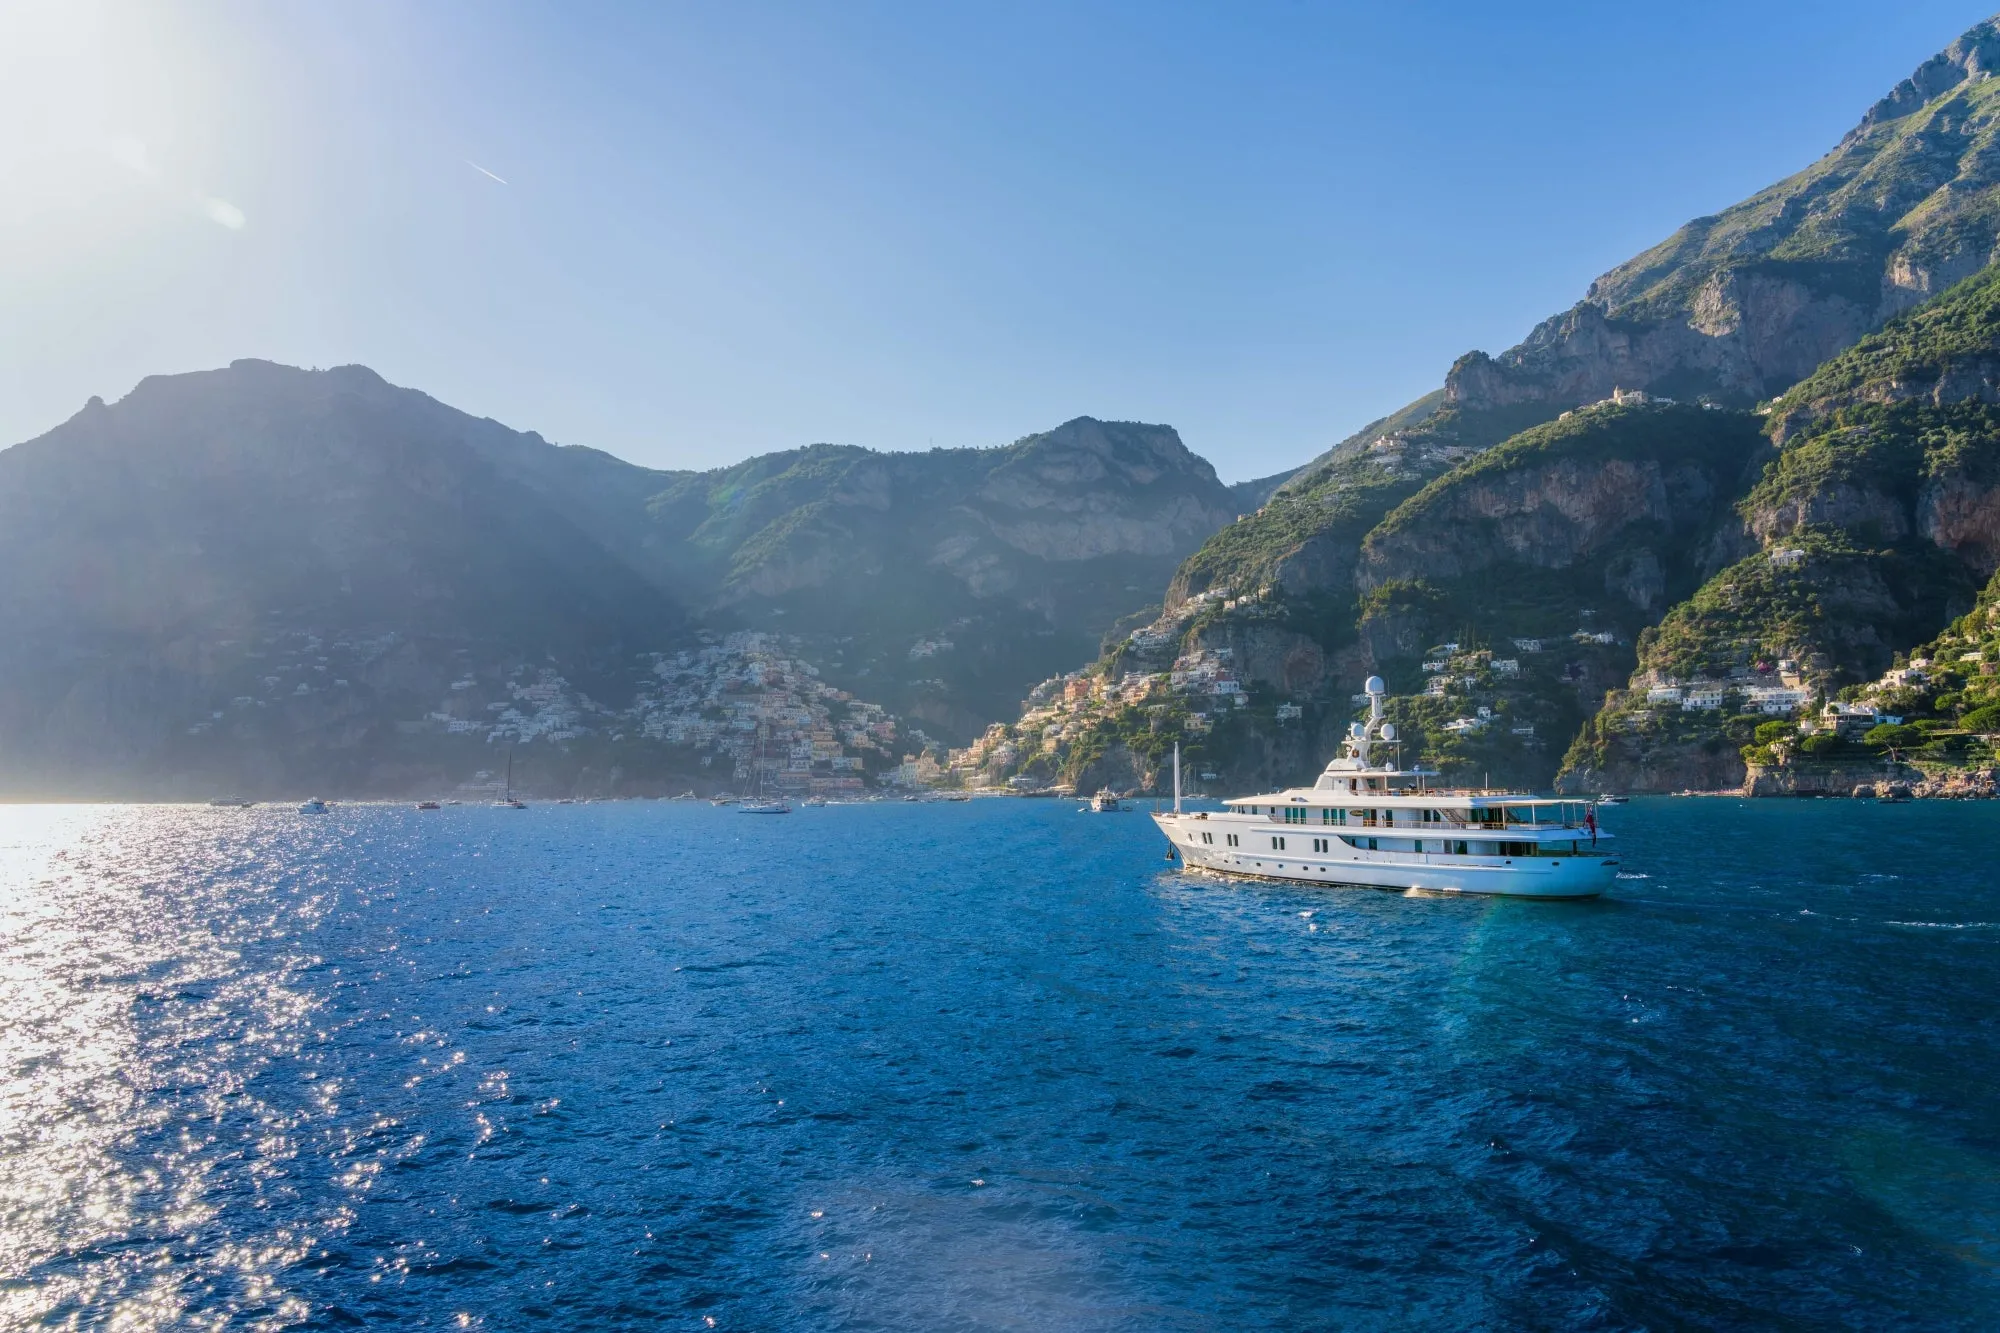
left=2, top=1, right=1994, bottom=480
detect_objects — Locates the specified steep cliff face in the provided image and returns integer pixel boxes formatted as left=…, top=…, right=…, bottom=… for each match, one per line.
left=1569, top=263, right=2000, bottom=791
left=1458, top=19, right=2000, bottom=415
left=1343, top=405, right=1767, bottom=788
left=1127, top=18, right=2000, bottom=722
left=1357, top=405, right=1763, bottom=604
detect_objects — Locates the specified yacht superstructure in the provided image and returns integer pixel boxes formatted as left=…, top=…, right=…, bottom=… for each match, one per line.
left=1152, top=677, right=1615, bottom=899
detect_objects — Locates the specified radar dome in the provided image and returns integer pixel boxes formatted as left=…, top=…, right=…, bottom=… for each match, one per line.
left=1380, top=722, right=1398, bottom=741
left=1348, top=722, right=1364, bottom=739
left=1364, top=675, right=1385, bottom=695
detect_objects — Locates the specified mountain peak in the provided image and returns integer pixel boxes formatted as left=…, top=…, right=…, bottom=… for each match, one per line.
left=1850, top=15, right=2000, bottom=138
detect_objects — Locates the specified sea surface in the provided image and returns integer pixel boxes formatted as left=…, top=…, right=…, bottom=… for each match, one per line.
left=2, top=797, right=1997, bottom=1330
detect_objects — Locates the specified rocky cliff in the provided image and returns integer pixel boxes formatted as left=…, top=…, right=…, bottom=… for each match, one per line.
left=1567, top=262, right=2000, bottom=792
left=1160, top=14, right=2000, bottom=652
left=1456, top=19, right=2000, bottom=415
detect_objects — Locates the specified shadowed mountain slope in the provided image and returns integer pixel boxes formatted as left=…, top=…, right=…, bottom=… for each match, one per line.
left=0, top=360, right=690, bottom=795
left=0, top=361, right=1245, bottom=793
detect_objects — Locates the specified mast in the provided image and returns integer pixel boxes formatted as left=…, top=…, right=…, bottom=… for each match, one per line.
left=1173, top=742, right=1182, bottom=813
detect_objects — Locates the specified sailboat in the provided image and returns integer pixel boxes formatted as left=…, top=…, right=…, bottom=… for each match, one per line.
left=739, top=715, right=790, bottom=814
left=496, top=745, right=527, bottom=808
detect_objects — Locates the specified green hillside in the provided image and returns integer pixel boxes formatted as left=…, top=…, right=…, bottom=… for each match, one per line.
left=1566, top=263, right=2000, bottom=791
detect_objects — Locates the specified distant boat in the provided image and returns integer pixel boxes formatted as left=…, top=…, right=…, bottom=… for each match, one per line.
left=497, top=746, right=527, bottom=808
left=802, top=796, right=828, bottom=807
left=738, top=714, right=790, bottom=813
left=416, top=800, right=441, bottom=810
left=1596, top=794, right=1629, bottom=806
left=1084, top=789, right=1123, bottom=813
left=299, top=798, right=329, bottom=814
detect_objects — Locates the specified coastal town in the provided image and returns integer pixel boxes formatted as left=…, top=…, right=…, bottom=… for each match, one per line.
left=185, top=628, right=946, bottom=797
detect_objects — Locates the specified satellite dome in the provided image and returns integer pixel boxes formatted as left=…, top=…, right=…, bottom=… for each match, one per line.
left=1364, top=675, right=1386, bottom=695
left=1349, top=722, right=1365, bottom=739
left=1380, top=722, right=1398, bottom=741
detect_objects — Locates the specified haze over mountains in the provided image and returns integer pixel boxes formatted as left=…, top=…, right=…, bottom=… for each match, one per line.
left=0, top=360, right=1240, bottom=795
left=11, top=14, right=2000, bottom=798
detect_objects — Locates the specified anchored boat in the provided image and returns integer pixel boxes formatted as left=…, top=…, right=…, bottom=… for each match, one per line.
left=1152, top=677, right=1616, bottom=899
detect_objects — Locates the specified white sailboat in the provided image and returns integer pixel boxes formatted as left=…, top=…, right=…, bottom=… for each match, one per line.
left=739, top=714, right=791, bottom=814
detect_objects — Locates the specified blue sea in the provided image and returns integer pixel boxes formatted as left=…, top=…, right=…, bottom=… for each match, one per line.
left=3, top=797, right=1997, bottom=1330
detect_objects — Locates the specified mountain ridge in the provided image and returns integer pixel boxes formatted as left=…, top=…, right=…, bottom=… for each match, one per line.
left=962, top=14, right=2000, bottom=797
left=0, top=359, right=1249, bottom=795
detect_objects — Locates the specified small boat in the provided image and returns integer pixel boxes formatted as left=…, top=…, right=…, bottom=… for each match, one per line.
left=802, top=796, right=829, bottom=807
left=298, top=798, right=329, bottom=814
left=416, top=801, right=441, bottom=810
left=1084, top=789, right=1123, bottom=813
left=1596, top=793, right=1628, bottom=806
left=711, top=796, right=738, bottom=807
left=496, top=746, right=526, bottom=807
left=739, top=799, right=791, bottom=814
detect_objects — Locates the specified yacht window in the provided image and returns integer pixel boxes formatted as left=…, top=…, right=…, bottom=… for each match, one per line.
left=1453, top=840, right=1468, bottom=855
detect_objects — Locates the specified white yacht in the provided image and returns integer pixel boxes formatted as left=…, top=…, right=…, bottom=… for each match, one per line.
left=1152, top=677, right=1616, bottom=899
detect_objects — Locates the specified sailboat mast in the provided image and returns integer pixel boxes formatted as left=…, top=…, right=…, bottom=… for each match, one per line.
left=1173, top=742, right=1182, bottom=814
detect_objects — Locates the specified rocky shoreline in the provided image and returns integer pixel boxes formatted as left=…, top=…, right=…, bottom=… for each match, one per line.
left=1743, top=761, right=1998, bottom=799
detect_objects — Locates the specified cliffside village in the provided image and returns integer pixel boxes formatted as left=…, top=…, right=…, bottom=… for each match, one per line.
left=196, top=628, right=943, bottom=795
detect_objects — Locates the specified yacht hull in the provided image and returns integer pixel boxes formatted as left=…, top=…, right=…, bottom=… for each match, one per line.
left=1153, top=814, right=1614, bottom=899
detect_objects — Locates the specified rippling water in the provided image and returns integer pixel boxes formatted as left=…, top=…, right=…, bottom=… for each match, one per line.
left=3, top=797, right=1997, bottom=1329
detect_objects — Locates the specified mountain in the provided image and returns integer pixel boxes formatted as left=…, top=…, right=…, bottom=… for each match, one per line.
left=959, top=15, right=2000, bottom=796
left=0, top=360, right=690, bottom=797
left=0, top=360, right=1240, bottom=796
left=1565, top=260, right=2000, bottom=791
left=467, top=411, right=1240, bottom=737
left=1226, top=465, right=1304, bottom=513
left=1456, top=19, right=2000, bottom=416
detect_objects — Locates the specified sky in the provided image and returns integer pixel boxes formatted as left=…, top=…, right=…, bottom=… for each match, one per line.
left=2, top=1, right=1996, bottom=482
